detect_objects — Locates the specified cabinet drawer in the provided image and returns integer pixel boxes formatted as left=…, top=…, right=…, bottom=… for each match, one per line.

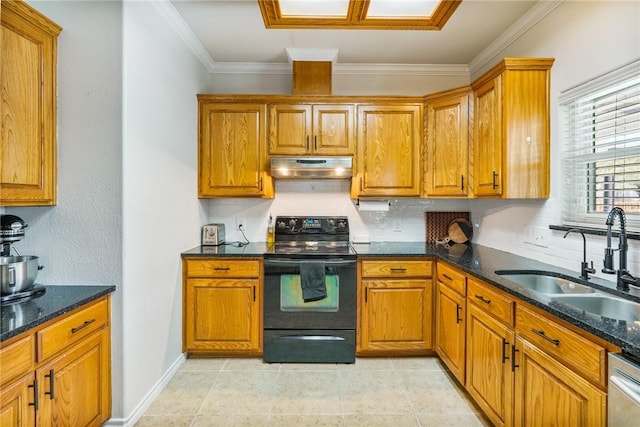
left=515, top=304, right=606, bottom=386
left=185, top=259, right=260, bottom=278
left=361, top=260, right=432, bottom=278
left=436, top=262, right=466, bottom=296
left=468, top=278, right=514, bottom=327
left=0, top=335, right=34, bottom=386
left=37, top=298, right=108, bottom=361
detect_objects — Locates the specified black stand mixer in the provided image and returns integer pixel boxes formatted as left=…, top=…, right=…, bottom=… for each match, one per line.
left=1, top=214, right=28, bottom=256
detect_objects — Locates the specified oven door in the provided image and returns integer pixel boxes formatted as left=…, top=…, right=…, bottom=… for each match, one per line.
left=263, top=257, right=356, bottom=330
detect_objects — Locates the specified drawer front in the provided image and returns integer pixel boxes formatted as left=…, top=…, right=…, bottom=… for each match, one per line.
left=436, top=262, right=466, bottom=296
left=37, top=298, right=108, bottom=361
left=0, top=335, right=34, bottom=386
left=468, top=278, right=514, bottom=327
left=185, top=259, right=260, bottom=278
left=361, top=260, right=432, bottom=278
left=516, top=304, right=606, bottom=386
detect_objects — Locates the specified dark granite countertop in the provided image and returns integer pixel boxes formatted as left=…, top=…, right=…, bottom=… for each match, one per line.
left=1, top=285, right=116, bottom=342
left=183, top=241, right=640, bottom=358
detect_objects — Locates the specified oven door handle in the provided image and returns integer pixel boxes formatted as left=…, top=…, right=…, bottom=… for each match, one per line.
left=275, top=335, right=346, bottom=341
left=264, top=258, right=356, bottom=267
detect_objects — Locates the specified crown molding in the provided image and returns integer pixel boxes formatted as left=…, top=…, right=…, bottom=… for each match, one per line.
left=151, top=0, right=217, bottom=72
left=468, top=0, right=564, bottom=75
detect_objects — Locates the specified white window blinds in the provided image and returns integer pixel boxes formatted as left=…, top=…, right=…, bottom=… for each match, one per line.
left=561, top=59, right=640, bottom=230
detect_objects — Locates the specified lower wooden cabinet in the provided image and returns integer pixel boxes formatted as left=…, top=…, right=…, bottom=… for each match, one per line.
left=0, top=296, right=111, bottom=426
left=183, top=257, right=262, bottom=355
left=358, top=259, right=433, bottom=354
left=434, top=268, right=466, bottom=383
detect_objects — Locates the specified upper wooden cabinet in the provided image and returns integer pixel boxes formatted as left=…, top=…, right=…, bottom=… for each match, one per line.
left=471, top=58, right=554, bottom=198
left=351, top=102, right=422, bottom=198
left=198, top=99, right=273, bottom=198
left=424, top=87, right=470, bottom=197
left=1, top=0, right=61, bottom=206
left=268, top=103, right=354, bottom=155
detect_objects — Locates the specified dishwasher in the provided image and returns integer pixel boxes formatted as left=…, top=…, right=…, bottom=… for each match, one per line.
left=608, top=353, right=640, bottom=426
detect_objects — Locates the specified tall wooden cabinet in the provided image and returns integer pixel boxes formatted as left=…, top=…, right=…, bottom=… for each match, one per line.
left=268, top=103, right=354, bottom=155
left=183, top=257, right=262, bottom=355
left=1, top=0, right=61, bottom=206
left=424, top=87, right=470, bottom=197
left=434, top=262, right=467, bottom=383
left=471, top=58, right=554, bottom=198
left=0, top=297, right=111, bottom=426
left=358, top=258, right=433, bottom=354
left=198, top=99, right=273, bottom=198
left=351, top=103, right=422, bottom=198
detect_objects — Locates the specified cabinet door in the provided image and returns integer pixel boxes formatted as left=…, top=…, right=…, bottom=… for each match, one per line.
left=0, top=374, right=35, bottom=427
left=513, top=337, right=606, bottom=427
left=425, top=92, right=469, bottom=197
left=466, top=303, right=514, bottom=427
left=185, top=278, right=261, bottom=353
left=268, top=104, right=312, bottom=155
left=360, top=279, right=432, bottom=352
left=473, top=75, right=503, bottom=197
left=37, top=329, right=111, bottom=427
left=435, top=282, right=466, bottom=384
left=1, top=1, right=61, bottom=206
left=312, top=104, right=354, bottom=155
left=198, top=103, right=271, bottom=197
left=352, top=104, right=422, bottom=197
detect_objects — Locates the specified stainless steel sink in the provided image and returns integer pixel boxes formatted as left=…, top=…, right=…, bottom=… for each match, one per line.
left=552, top=295, right=640, bottom=322
left=495, top=270, right=596, bottom=294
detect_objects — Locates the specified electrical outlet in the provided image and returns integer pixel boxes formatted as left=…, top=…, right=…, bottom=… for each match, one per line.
left=236, top=217, right=246, bottom=231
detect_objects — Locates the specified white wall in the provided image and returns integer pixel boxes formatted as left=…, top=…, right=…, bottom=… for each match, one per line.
left=469, top=0, right=640, bottom=280
left=121, top=0, right=209, bottom=421
left=9, top=0, right=125, bottom=416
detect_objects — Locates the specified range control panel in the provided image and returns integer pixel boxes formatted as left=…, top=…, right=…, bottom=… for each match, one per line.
left=274, top=216, right=349, bottom=236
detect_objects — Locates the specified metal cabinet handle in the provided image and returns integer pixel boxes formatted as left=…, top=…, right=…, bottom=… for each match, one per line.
left=492, top=171, right=499, bottom=189
left=29, top=379, right=39, bottom=410
left=71, top=319, right=96, bottom=334
left=502, top=338, right=510, bottom=364
left=314, top=135, right=317, bottom=150
left=461, top=175, right=464, bottom=191
left=532, top=329, right=560, bottom=346
left=259, top=176, right=263, bottom=192
left=45, top=369, right=55, bottom=399
left=511, top=345, right=519, bottom=372
left=455, top=304, right=462, bottom=324
left=365, top=287, right=368, bottom=303
left=389, top=267, right=407, bottom=273
left=253, top=286, right=256, bottom=302
left=475, top=295, right=491, bottom=304
left=213, top=267, right=230, bottom=271
left=442, top=273, right=452, bottom=281
left=306, top=135, right=310, bottom=150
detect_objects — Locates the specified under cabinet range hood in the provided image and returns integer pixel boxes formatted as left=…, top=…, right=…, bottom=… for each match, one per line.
left=270, top=156, right=352, bottom=179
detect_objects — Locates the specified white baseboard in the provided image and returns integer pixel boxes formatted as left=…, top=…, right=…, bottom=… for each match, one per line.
left=103, top=353, right=187, bottom=427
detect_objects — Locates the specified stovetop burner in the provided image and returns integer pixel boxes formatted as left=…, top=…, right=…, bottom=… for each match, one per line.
left=1, top=285, right=46, bottom=305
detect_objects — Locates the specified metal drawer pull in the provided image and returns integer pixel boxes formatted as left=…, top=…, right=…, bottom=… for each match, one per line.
left=442, top=273, right=452, bottom=280
left=532, top=329, right=560, bottom=345
left=502, top=338, right=510, bottom=364
left=71, top=318, right=96, bottom=334
left=29, top=379, right=39, bottom=410
left=492, top=171, right=499, bottom=189
left=455, top=304, right=462, bottom=324
left=389, top=267, right=407, bottom=272
left=511, top=345, right=519, bottom=372
left=475, top=295, right=491, bottom=304
left=213, top=267, right=230, bottom=270
left=461, top=175, right=464, bottom=191
left=45, top=369, right=55, bottom=399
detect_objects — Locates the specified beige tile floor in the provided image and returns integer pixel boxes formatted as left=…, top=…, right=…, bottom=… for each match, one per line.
left=135, top=357, right=490, bottom=427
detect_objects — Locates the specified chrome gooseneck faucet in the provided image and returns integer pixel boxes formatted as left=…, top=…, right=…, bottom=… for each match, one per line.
left=602, top=207, right=637, bottom=290
left=563, top=228, right=595, bottom=280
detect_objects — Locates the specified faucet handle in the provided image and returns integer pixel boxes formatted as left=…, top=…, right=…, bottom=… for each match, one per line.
left=585, top=261, right=596, bottom=274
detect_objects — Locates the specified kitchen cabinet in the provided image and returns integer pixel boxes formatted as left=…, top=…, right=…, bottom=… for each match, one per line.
left=183, top=258, right=262, bottom=355
left=465, top=278, right=515, bottom=427
left=424, top=87, right=470, bottom=197
left=1, top=0, right=61, bottom=206
left=351, top=103, right=422, bottom=198
left=471, top=58, right=554, bottom=198
left=197, top=99, right=273, bottom=198
left=434, top=262, right=467, bottom=383
left=0, top=296, right=112, bottom=426
left=358, top=258, right=433, bottom=354
left=268, top=103, right=355, bottom=155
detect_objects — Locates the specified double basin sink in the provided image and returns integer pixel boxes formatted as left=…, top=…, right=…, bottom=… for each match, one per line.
left=495, top=270, right=640, bottom=323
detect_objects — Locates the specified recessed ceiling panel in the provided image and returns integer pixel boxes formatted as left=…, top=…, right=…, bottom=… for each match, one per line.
left=366, top=0, right=440, bottom=18
left=279, top=0, right=349, bottom=17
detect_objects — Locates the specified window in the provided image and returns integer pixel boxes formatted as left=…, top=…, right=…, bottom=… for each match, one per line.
left=562, top=59, right=640, bottom=230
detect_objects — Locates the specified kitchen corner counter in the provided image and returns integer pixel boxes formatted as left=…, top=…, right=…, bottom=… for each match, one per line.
left=1, top=284, right=115, bottom=342
left=181, top=242, right=270, bottom=257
